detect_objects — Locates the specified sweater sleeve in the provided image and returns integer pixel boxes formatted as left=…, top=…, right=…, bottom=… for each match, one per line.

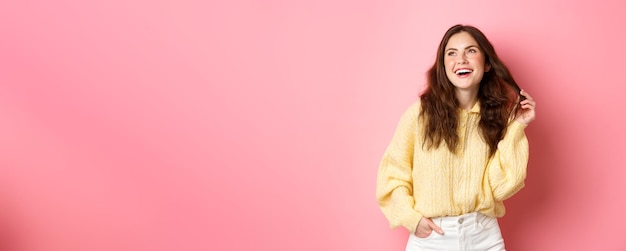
left=487, top=121, right=529, bottom=201
left=376, top=102, right=423, bottom=233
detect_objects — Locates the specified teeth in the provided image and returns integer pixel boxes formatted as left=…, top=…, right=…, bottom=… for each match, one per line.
left=455, top=69, right=472, bottom=74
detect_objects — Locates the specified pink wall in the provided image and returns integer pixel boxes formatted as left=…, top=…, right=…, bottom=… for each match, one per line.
left=2, top=0, right=625, bottom=250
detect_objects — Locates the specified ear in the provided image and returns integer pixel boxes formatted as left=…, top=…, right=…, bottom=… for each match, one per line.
left=485, top=63, right=491, bottom=72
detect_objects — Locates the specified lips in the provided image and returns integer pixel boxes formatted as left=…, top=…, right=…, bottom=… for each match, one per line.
left=455, top=69, right=473, bottom=75
left=454, top=68, right=473, bottom=78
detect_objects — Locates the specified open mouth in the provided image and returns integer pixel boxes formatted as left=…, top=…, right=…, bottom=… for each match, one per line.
left=455, top=69, right=473, bottom=77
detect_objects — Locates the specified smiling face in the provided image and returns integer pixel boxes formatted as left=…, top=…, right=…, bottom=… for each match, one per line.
left=444, top=31, right=490, bottom=94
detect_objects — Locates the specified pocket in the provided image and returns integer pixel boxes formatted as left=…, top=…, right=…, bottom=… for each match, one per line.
left=477, top=214, right=498, bottom=230
left=407, top=230, right=446, bottom=251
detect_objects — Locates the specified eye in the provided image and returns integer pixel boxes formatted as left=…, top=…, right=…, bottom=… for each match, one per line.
left=468, top=48, right=477, bottom=53
left=446, top=51, right=456, bottom=56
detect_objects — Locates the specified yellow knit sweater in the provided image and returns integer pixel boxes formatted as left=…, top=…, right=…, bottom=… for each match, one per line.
left=376, top=100, right=529, bottom=233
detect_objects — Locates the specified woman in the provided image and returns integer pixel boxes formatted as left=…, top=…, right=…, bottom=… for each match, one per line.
left=376, top=24, right=536, bottom=251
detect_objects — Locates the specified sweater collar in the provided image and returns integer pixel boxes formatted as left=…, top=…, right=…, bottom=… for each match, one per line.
left=458, top=101, right=481, bottom=114
left=469, top=101, right=480, bottom=113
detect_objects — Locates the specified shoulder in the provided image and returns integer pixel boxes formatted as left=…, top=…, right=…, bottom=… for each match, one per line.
left=406, top=99, right=422, bottom=115
left=398, top=99, right=422, bottom=122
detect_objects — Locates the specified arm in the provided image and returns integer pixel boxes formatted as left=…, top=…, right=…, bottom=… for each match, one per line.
left=376, top=103, right=423, bottom=233
left=488, top=89, right=536, bottom=201
left=487, top=121, right=529, bottom=201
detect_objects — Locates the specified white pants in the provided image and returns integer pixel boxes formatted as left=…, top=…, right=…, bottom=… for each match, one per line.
left=406, top=212, right=505, bottom=251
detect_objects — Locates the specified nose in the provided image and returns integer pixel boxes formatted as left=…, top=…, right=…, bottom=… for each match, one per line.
left=456, top=53, right=468, bottom=64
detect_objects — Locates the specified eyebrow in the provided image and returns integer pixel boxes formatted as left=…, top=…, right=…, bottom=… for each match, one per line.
left=445, top=45, right=479, bottom=51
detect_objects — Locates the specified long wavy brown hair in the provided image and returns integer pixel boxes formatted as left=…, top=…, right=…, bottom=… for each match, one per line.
left=419, top=24, right=522, bottom=157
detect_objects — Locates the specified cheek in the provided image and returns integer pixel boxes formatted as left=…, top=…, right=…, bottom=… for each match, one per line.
left=470, top=54, right=486, bottom=65
left=444, top=60, right=454, bottom=71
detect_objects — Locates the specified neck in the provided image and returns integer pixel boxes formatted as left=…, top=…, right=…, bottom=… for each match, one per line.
left=456, top=89, right=478, bottom=110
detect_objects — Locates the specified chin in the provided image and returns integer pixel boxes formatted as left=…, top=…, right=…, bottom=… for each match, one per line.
left=452, top=84, right=480, bottom=91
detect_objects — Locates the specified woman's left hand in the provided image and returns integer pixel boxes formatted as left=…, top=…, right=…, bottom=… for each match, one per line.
left=515, top=89, right=536, bottom=125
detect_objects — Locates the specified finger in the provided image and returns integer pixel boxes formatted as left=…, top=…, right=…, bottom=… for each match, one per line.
left=520, top=100, right=536, bottom=108
left=521, top=103, right=536, bottom=110
left=428, top=220, right=444, bottom=235
left=520, top=89, right=533, bottom=101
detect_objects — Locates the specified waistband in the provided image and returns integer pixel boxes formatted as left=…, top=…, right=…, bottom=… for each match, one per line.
left=430, top=212, right=494, bottom=229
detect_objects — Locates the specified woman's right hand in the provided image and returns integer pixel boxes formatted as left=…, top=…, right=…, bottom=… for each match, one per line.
left=415, top=217, right=444, bottom=238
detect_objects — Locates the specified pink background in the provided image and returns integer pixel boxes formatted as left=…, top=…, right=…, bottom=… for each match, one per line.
left=1, top=0, right=625, bottom=250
